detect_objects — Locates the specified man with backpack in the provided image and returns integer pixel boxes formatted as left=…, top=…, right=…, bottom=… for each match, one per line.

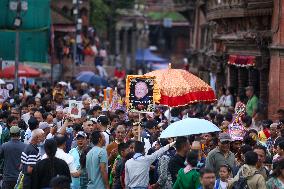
left=228, top=151, right=266, bottom=189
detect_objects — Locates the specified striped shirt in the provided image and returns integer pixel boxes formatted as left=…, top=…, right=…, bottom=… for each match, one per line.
left=21, top=144, right=41, bottom=189
left=21, top=144, right=41, bottom=167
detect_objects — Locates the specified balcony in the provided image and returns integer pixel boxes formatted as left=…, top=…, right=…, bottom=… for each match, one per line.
left=207, top=0, right=273, bottom=20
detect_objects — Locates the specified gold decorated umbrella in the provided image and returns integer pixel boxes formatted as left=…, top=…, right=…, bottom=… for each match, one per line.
left=145, top=64, right=216, bottom=107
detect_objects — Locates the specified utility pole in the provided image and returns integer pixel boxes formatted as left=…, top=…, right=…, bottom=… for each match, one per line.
left=72, top=0, right=82, bottom=77
left=13, top=0, right=25, bottom=93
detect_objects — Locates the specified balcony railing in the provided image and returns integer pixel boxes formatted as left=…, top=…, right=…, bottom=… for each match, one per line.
left=207, top=0, right=273, bottom=20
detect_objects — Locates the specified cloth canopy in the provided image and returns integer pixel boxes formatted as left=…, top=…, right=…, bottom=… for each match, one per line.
left=145, top=66, right=216, bottom=107
left=228, top=55, right=256, bottom=67
left=136, top=49, right=168, bottom=64
left=0, top=64, right=41, bottom=78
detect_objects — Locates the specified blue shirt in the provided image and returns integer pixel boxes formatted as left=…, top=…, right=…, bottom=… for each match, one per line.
left=69, top=147, right=81, bottom=189
left=86, top=146, right=108, bottom=189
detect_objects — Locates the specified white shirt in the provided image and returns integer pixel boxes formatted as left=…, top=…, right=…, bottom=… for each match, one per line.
left=24, top=128, right=32, bottom=144
left=22, top=112, right=31, bottom=126
left=103, top=131, right=110, bottom=147
left=215, top=180, right=228, bottom=189
left=42, top=148, right=77, bottom=173
left=125, top=145, right=170, bottom=188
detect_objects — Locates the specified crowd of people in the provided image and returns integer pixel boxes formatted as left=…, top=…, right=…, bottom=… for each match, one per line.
left=0, top=79, right=283, bottom=189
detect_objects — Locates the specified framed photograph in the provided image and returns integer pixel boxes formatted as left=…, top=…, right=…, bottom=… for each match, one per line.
left=69, top=100, right=83, bottom=118
left=126, top=75, right=155, bottom=113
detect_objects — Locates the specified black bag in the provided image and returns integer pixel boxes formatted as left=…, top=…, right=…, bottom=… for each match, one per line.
left=232, top=171, right=259, bottom=189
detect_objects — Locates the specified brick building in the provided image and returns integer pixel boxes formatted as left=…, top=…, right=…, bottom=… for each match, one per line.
left=269, top=0, right=284, bottom=119
left=172, top=0, right=278, bottom=118
left=206, top=0, right=273, bottom=117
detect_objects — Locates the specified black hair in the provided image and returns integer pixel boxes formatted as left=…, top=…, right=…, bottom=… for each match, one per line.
left=243, top=116, right=252, bottom=127
left=110, top=114, right=119, bottom=121
left=199, top=168, right=215, bottom=178
left=54, top=134, right=67, bottom=147
left=115, top=109, right=125, bottom=115
left=254, top=145, right=267, bottom=156
left=274, top=137, right=284, bottom=148
left=0, top=112, right=5, bottom=119
left=7, top=116, right=17, bottom=126
left=126, top=139, right=135, bottom=147
left=262, top=120, right=273, bottom=129
left=278, top=141, right=284, bottom=150
left=43, top=112, right=52, bottom=120
left=271, top=158, right=284, bottom=178
left=50, top=176, right=70, bottom=189
left=224, top=113, right=233, bottom=122
left=92, top=105, right=102, bottom=112
left=186, top=151, right=199, bottom=167
left=215, top=114, right=224, bottom=126
left=171, top=108, right=180, bottom=117
left=28, top=117, right=39, bottom=131
left=73, top=123, right=83, bottom=132
left=97, top=115, right=109, bottom=127
left=219, top=164, right=232, bottom=173
left=243, top=134, right=257, bottom=147
left=18, top=119, right=27, bottom=130
left=158, top=138, right=169, bottom=147
left=125, top=152, right=135, bottom=162
left=134, top=141, right=145, bottom=154
left=80, top=146, right=92, bottom=169
left=91, top=131, right=102, bottom=145
left=44, top=139, right=57, bottom=180
left=118, top=143, right=129, bottom=155
left=209, top=112, right=216, bottom=120
left=238, top=94, right=246, bottom=103
left=240, top=145, right=253, bottom=155
left=45, top=139, right=57, bottom=158
left=244, top=151, right=258, bottom=166
left=176, top=136, right=188, bottom=151
left=27, top=97, right=36, bottom=105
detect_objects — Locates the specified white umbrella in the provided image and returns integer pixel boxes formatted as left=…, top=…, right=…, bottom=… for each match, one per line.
left=0, top=79, right=5, bottom=85
left=160, top=118, right=221, bottom=138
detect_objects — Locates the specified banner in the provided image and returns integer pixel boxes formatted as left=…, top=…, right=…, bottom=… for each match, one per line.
left=126, top=75, right=155, bottom=113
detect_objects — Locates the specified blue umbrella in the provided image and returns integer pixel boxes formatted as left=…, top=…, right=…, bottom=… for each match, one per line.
left=160, top=118, right=221, bottom=138
left=76, top=71, right=108, bottom=86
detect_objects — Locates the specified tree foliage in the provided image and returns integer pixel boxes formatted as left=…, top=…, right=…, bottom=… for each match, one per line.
left=89, top=0, right=135, bottom=34
left=89, top=0, right=110, bottom=34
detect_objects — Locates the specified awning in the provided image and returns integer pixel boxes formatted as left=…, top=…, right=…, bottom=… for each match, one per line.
left=228, top=55, right=256, bottom=67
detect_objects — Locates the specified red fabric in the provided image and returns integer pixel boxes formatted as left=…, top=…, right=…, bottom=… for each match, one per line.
left=0, top=64, right=41, bottom=78
left=228, top=55, right=255, bottom=67
left=159, top=90, right=216, bottom=107
left=83, top=48, right=94, bottom=56
left=114, top=69, right=126, bottom=79
left=263, top=128, right=271, bottom=139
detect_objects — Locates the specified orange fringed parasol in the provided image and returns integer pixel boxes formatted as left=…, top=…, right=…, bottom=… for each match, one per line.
left=145, top=64, right=216, bottom=107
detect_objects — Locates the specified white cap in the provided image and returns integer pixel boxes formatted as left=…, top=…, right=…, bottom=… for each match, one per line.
left=56, top=106, right=64, bottom=112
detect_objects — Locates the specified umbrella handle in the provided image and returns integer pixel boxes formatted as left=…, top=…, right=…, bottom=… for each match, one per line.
left=138, top=113, right=141, bottom=142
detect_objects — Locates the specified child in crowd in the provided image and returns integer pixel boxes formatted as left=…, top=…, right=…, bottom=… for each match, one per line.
left=214, top=164, right=231, bottom=189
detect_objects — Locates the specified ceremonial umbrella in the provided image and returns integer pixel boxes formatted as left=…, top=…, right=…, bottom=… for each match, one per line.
left=145, top=65, right=216, bottom=107
left=160, top=118, right=220, bottom=138
left=0, top=64, right=41, bottom=78
left=76, top=71, right=108, bottom=86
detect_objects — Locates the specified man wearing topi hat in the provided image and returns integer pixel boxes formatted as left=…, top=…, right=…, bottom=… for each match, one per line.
left=0, top=126, right=26, bottom=189
left=205, top=133, right=235, bottom=176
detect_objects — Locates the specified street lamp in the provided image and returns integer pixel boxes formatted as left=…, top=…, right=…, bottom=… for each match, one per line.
left=9, top=0, right=28, bottom=93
